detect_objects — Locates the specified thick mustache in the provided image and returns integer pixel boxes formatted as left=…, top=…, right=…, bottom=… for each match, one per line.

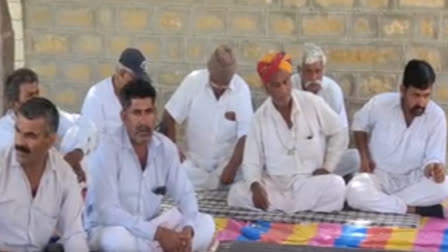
left=304, top=80, right=322, bottom=86
left=412, top=106, right=425, bottom=111
left=15, top=145, right=30, bottom=154
left=136, top=125, right=151, bottom=133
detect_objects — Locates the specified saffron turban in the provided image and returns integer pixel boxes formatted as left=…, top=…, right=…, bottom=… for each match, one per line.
left=257, top=52, right=293, bottom=84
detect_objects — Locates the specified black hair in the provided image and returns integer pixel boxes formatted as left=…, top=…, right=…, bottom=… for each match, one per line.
left=119, top=78, right=156, bottom=110
left=402, top=59, right=436, bottom=90
left=17, top=97, right=59, bottom=134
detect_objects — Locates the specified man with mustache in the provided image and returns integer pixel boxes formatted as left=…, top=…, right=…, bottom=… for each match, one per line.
left=346, top=60, right=448, bottom=218
left=0, top=97, right=88, bottom=252
left=0, top=68, right=97, bottom=183
left=227, top=52, right=348, bottom=213
left=290, top=43, right=359, bottom=182
left=86, top=80, right=215, bottom=252
left=161, top=45, right=253, bottom=190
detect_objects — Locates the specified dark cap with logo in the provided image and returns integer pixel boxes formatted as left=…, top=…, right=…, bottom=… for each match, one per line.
left=119, top=48, right=150, bottom=82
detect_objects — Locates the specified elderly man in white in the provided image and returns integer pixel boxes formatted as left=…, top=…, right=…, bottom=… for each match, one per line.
left=290, top=43, right=359, bottom=180
left=161, top=45, right=253, bottom=190
left=0, top=97, right=88, bottom=252
left=227, top=52, right=348, bottom=213
left=82, top=48, right=150, bottom=140
left=346, top=60, right=448, bottom=218
left=86, top=80, right=215, bottom=252
left=0, top=68, right=97, bottom=183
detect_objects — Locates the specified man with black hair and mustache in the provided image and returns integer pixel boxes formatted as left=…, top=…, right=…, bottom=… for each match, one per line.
left=0, top=97, right=88, bottom=252
left=85, top=79, right=215, bottom=252
left=346, top=59, right=448, bottom=218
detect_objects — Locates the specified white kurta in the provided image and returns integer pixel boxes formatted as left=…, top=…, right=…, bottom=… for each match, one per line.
left=81, top=77, right=123, bottom=140
left=165, top=69, right=253, bottom=190
left=291, top=74, right=348, bottom=127
left=86, top=128, right=214, bottom=252
left=228, top=90, right=348, bottom=213
left=0, top=147, right=88, bottom=252
left=347, top=92, right=448, bottom=213
left=291, top=74, right=358, bottom=177
left=0, top=110, right=97, bottom=155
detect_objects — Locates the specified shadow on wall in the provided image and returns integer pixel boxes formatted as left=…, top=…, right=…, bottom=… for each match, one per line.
left=0, top=0, right=14, bottom=113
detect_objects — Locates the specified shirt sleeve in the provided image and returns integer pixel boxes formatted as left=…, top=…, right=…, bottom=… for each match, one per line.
left=58, top=111, right=98, bottom=155
left=352, top=96, right=377, bottom=133
left=90, top=141, right=160, bottom=241
left=81, top=87, right=106, bottom=137
left=236, top=82, right=254, bottom=138
left=242, top=116, right=265, bottom=187
left=57, top=162, right=89, bottom=252
left=327, top=80, right=348, bottom=127
left=164, top=73, right=195, bottom=124
left=165, top=141, right=199, bottom=229
left=314, top=97, right=348, bottom=171
left=422, top=108, right=447, bottom=167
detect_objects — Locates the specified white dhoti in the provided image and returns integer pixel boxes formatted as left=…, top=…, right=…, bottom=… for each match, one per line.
left=182, top=159, right=242, bottom=190
left=333, top=149, right=360, bottom=177
left=88, top=209, right=215, bottom=252
left=346, top=173, right=448, bottom=214
left=227, top=174, right=346, bottom=213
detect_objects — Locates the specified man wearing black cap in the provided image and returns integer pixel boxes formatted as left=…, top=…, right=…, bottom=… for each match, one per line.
left=81, top=48, right=150, bottom=140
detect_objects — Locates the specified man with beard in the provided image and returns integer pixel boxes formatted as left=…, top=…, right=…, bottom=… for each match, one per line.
left=81, top=48, right=150, bottom=140
left=346, top=60, right=448, bottom=218
left=290, top=43, right=358, bottom=181
left=86, top=80, right=215, bottom=252
left=291, top=43, right=347, bottom=126
left=0, top=97, right=88, bottom=252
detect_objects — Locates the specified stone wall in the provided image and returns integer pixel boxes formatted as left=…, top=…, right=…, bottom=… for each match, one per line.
left=6, top=0, right=24, bottom=69
left=22, top=0, right=448, bottom=118
left=1, top=0, right=14, bottom=112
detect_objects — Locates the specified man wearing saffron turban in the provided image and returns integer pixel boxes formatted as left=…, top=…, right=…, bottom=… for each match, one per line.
left=227, top=52, right=348, bottom=213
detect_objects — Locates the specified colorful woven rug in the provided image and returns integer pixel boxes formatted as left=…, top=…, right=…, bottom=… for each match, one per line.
left=215, top=217, right=448, bottom=251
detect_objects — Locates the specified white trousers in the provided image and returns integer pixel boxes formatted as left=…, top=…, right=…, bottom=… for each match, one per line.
left=346, top=173, right=448, bottom=214
left=333, top=149, right=360, bottom=177
left=88, top=209, right=215, bottom=252
left=227, top=174, right=346, bottom=214
left=182, top=159, right=241, bottom=190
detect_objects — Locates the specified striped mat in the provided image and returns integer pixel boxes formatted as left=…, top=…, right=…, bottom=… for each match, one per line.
left=214, top=217, right=448, bottom=251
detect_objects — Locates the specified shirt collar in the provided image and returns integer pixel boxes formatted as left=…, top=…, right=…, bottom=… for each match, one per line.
left=206, top=69, right=236, bottom=92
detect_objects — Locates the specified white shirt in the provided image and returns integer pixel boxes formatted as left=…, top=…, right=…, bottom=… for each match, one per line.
left=86, top=128, right=199, bottom=241
left=244, top=89, right=348, bottom=188
left=81, top=77, right=122, bottom=139
left=0, top=147, right=88, bottom=252
left=352, top=92, right=446, bottom=192
left=291, top=74, right=348, bottom=127
left=165, top=69, right=253, bottom=172
left=0, top=110, right=97, bottom=155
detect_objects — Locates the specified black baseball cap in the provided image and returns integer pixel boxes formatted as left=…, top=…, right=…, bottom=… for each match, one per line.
left=119, top=48, right=150, bottom=82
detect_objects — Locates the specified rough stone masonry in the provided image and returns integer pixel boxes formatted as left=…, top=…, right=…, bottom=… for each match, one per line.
left=20, top=0, right=448, bottom=122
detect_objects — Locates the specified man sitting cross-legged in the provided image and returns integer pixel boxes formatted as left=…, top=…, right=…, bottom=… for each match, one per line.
left=86, top=79, right=215, bottom=252
left=227, top=52, right=348, bottom=213
left=346, top=60, right=448, bottom=218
